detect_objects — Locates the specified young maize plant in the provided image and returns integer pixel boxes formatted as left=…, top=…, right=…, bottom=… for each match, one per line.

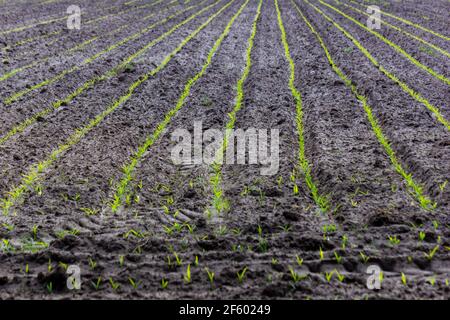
left=0, top=0, right=235, bottom=215
left=294, top=0, right=435, bottom=210
left=349, top=0, right=450, bottom=42
left=276, top=0, right=330, bottom=212
left=109, top=0, right=252, bottom=212
left=0, top=0, right=178, bottom=83
left=208, top=0, right=263, bottom=215
left=338, top=1, right=450, bottom=59
left=317, top=0, right=450, bottom=86
left=0, top=0, right=216, bottom=146
left=302, top=0, right=450, bottom=133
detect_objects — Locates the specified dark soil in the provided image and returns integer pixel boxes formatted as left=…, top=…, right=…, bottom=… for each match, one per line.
left=0, top=0, right=449, bottom=299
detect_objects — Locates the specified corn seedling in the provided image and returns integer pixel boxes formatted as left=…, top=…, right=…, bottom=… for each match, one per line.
left=2, top=223, right=14, bottom=232
left=184, top=264, right=192, bottom=284
left=109, top=277, right=120, bottom=291
left=272, top=258, right=278, bottom=265
left=341, top=235, right=348, bottom=250
left=388, top=235, right=400, bottom=246
left=47, top=259, right=52, bottom=272
left=216, top=225, right=227, bottom=236
left=319, top=247, right=324, bottom=260
left=205, top=268, right=215, bottom=285
left=325, top=270, right=334, bottom=282
left=439, top=180, right=448, bottom=192
left=334, top=251, right=342, bottom=264
left=88, top=258, right=97, bottom=270
left=257, top=237, right=269, bottom=253
left=401, top=272, right=407, bottom=286
left=128, top=277, right=141, bottom=289
left=289, top=266, right=306, bottom=283
left=58, top=262, right=68, bottom=271
left=359, top=251, right=370, bottom=263
left=428, top=276, right=436, bottom=286
left=419, top=231, right=426, bottom=242
left=173, top=252, right=182, bottom=266
left=296, top=255, right=303, bottom=266
left=92, top=277, right=102, bottom=290
left=119, top=255, right=125, bottom=267
left=279, top=224, right=292, bottom=232
left=161, top=278, right=168, bottom=289
left=80, top=207, right=99, bottom=216
left=31, top=225, right=39, bottom=240
left=335, top=270, right=345, bottom=282
left=432, top=221, right=439, bottom=230
left=46, top=282, right=53, bottom=293
left=237, top=266, right=248, bottom=284
left=424, top=245, right=439, bottom=261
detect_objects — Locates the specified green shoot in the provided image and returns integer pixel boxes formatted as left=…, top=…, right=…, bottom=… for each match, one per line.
left=237, top=266, right=248, bottom=284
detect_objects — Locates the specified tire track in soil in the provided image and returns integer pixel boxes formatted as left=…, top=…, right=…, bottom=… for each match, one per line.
left=0, top=0, right=216, bottom=143
left=300, top=0, right=450, bottom=212
left=0, top=0, right=235, bottom=213
left=0, top=0, right=174, bottom=75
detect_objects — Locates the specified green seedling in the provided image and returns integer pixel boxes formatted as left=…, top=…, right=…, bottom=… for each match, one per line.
left=424, top=245, right=439, bottom=260
left=184, top=264, right=191, bottom=284
left=428, top=276, right=436, bottom=286
left=341, top=235, right=348, bottom=250
left=80, top=207, right=99, bottom=216
left=119, top=255, right=125, bottom=267
left=401, top=272, right=407, bottom=286
left=109, top=277, right=120, bottom=291
left=319, top=247, right=324, bottom=260
left=439, top=180, right=448, bottom=192
left=418, top=231, right=426, bottom=242
left=432, top=221, right=439, bottom=230
left=279, top=224, right=292, bottom=232
left=92, top=277, right=102, bottom=290
left=205, top=268, right=215, bottom=285
left=334, top=251, right=342, bottom=264
left=288, top=266, right=306, bottom=283
left=88, top=258, right=97, bottom=270
left=335, top=270, right=345, bottom=282
left=128, top=277, right=140, bottom=289
left=46, top=282, right=53, bottom=293
left=237, top=266, right=248, bottom=284
left=272, top=258, right=278, bottom=265
left=388, top=235, right=400, bottom=246
left=32, top=225, right=39, bottom=240
left=47, top=259, right=53, bottom=272
left=325, top=270, right=334, bottom=282
left=296, top=255, right=303, bottom=266
left=2, top=223, right=14, bottom=232
left=161, top=278, right=168, bottom=289
left=174, top=252, right=182, bottom=266
left=359, top=251, right=370, bottom=263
